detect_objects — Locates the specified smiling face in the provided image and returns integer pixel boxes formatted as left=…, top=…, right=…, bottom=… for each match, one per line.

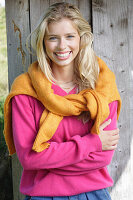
left=44, top=18, right=80, bottom=70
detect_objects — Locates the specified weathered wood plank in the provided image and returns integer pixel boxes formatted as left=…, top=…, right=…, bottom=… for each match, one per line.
left=128, top=0, right=133, bottom=198
left=29, top=0, right=49, bottom=62
left=11, top=155, right=24, bottom=200
left=5, top=0, right=31, bottom=200
left=30, top=0, right=49, bottom=32
left=49, top=0, right=78, bottom=6
left=92, top=0, right=131, bottom=199
left=78, top=0, right=92, bottom=25
left=5, top=0, right=31, bottom=86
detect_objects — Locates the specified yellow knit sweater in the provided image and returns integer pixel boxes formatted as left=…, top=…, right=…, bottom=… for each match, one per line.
left=4, top=57, right=121, bottom=155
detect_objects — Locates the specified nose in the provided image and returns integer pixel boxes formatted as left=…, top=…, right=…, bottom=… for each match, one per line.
left=58, top=38, right=66, bottom=50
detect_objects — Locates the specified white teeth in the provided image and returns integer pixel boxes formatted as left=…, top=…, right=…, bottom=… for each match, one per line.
left=55, top=52, right=71, bottom=57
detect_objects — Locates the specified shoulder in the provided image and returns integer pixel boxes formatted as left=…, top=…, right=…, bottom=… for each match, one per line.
left=12, top=94, right=37, bottom=109
left=12, top=94, right=38, bottom=104
left=12, top=94, right=44, bottom=111
left=96, top=56, right=116, bottom=83
left=97, top=56, right=106, bottom=64
left=11, top=61, right=38, bottom=91
left=96, top=56, right=109, bottom=67
left=11, top=73, right=29, bottom=90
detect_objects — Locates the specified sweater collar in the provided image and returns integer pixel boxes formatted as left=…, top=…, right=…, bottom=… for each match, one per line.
left=51, top=83, right=78, bottom=96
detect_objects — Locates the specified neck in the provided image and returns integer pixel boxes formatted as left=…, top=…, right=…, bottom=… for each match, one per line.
left=51, top=63, right=74, bottom=83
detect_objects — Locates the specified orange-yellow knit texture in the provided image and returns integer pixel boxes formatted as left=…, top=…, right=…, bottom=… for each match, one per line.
left=3, top=57, right=121, bottom=155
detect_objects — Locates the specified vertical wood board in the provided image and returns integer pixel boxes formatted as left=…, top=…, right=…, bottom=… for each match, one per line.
left=92, top=0, right=131, bottom=199
left=128, top=0, right=133, bottom=198
left=5, top=0, right=31, bottom=199
left=5, top=0, right=31, bottom=86
left=78, top=0, right=92, bottom=25
left=29, top=0, right=49, bottom=62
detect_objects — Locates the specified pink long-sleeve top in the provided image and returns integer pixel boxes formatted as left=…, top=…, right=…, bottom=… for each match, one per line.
left=12, top=83, right=118, bottom=197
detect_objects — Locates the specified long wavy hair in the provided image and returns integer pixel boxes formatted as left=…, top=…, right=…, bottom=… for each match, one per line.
left=26, top=2, right=99, bottom=92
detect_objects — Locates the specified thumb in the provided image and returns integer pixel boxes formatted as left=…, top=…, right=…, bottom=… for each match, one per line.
left=100, top=119, right=111, bottom=130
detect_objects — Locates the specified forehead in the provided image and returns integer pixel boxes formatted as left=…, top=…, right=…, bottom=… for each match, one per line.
left=46, top=18, right=78, bottom=34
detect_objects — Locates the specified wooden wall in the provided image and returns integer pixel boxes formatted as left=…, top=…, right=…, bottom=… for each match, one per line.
left=5, top=0, right=132, bottom=199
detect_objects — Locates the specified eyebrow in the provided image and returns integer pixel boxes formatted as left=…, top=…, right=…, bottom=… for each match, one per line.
left=46, top=32, right=77, bottom=36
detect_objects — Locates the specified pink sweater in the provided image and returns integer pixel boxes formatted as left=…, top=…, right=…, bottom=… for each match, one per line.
left=12, top=83, right=118, bottom=197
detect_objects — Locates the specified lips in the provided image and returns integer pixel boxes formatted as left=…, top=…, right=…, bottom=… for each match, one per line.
left=54, top=51, right=72, bottom=59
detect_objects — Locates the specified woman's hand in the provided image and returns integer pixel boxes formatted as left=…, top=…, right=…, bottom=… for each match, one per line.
left=99, top=119, right=120, bottom=151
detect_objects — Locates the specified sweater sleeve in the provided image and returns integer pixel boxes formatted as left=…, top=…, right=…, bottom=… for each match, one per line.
left=12, top=95, right=102, bottom=170
left=49, top=101, right=118, bottom=175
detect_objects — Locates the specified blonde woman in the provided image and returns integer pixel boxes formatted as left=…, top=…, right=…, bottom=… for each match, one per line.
left=4, top=2, right=121, bottom=200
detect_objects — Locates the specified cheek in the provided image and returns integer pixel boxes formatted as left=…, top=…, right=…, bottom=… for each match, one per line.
left=71, top=38, right=80, bottom=51
left=72, top=41, right=80, bottom=53
left=44, top=41, right=55, bottom=53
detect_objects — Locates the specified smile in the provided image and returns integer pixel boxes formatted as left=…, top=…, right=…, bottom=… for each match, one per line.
left=54, top=51, right=72, bottom=60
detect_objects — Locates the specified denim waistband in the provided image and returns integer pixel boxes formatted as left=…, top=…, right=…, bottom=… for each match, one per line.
left=24, top=188, right=111, bottom=200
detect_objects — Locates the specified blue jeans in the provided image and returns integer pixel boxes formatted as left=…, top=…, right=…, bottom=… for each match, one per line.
left=24, top=188, right=111, bottom=200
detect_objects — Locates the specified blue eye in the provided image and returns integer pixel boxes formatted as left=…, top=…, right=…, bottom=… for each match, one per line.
left=49, top=37, right=57, bottom=40
left=67, top=35, right=74, bottom=38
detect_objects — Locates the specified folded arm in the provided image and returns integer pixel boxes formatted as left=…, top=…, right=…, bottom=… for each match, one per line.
left=12, top=95, right=102, bottom=170
left=49, top=101, right=118, bottom=175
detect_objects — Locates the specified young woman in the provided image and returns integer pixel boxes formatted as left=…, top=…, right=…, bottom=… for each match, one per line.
left=4, top=2, right=121, bottom=200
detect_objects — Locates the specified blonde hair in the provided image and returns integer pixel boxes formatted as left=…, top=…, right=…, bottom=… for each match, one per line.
left=26, top=2, right=99, bottom=91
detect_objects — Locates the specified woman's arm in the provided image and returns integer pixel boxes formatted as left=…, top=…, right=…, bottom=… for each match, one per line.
left=49, top=101, right=119, bottom=175
left=12, top=95, right=102, bottom=170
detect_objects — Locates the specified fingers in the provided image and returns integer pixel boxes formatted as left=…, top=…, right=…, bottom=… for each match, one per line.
left=99, top=126, right=120, bottom=151
left=112, top=131, right=120, bottom=139
left=105, top=144, right=118, bottom=151
left=113, top=128, right=119, bottom=135
left=100, top=119, right=111, bottom=130
left=108, top=129, right=120, bottom=138
left=102, top=138, right=119, bottom=150
left=103, top=128, right=119, bottom=136
left=110, top=137, right=119, bottom=145
left=106, top=132, right=120, bottom=146
left=99, top=119, right=120, bottom=151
